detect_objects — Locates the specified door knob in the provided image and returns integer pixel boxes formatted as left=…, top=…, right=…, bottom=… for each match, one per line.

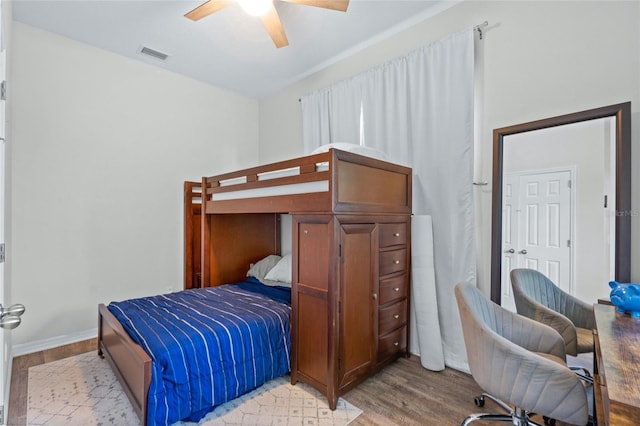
left=0, top=303, right=25, bottom=329
left=0, top=315, right=20, bottom=329
left=518, top=249, right=528, bottom=255
left=1, top=303, right=25, bottom=317
left=504, top=248, right=515, bottom=254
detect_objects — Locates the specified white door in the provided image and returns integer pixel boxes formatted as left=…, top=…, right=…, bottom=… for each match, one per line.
left=501, top=174, right=519, bottom=311
left=501, top=169, right=573, bottom=310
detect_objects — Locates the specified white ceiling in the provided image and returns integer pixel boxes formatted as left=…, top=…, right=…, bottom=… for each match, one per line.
left=12, top=0, right=454, bottom=99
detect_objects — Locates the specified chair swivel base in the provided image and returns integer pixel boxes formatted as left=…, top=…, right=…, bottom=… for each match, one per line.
left=461, top=393, right=545, bottom=426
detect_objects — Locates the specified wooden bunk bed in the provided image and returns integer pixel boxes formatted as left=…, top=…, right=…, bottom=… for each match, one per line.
left=99, top=148, right=412, bottom=425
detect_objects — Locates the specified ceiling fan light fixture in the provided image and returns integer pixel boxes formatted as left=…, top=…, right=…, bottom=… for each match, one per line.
left=185, top=0, right=349, bottom=48
left=237, top=0, right=273, bottom=16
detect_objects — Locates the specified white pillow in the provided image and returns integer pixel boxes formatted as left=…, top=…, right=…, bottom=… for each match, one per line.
left=264, top=253, right=292, bottom=284
left=247, top=255, right=281, bottom=281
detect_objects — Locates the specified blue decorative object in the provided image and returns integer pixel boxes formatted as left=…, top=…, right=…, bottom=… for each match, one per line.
left=609, top=281, right=640, bottom=318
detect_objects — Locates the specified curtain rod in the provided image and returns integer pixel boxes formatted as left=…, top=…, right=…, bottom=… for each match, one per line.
left=474, top=21, right=489, bottom=40
left=298, top=21, right=489, bottom=102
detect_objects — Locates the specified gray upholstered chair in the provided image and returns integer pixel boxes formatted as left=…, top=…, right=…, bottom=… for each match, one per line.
left=509, top=268, right=595, bottom=357
left=455, top=282, right=589, bottom=426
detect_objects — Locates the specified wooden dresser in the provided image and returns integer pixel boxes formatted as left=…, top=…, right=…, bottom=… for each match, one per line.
left=593, top=303, right=640, bottom=425
left=291, top=214, right=410, bottom=410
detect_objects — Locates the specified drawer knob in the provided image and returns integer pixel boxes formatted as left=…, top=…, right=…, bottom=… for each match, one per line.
left=393, top=260, right=400, bottom=264
left=372, top=293, right=377, bottom=300
left=393, top=314, right=400, bottom=319
left=394, top=287, right=400, bottom=292
left=393, top=341, right=399, bottom=347
left=394, top=233, right=400, bottom=237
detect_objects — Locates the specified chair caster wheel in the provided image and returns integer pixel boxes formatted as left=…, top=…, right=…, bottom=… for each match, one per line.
left=543, top=416, right=556, bottom=425
left=474, top=396, right=485, bottom=407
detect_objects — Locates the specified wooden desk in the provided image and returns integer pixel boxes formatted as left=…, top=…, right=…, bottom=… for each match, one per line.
left=593, top=303, right=640, bottom=425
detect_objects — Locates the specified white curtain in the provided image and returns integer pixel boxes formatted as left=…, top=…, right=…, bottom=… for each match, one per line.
left=410, top=215, right=444, bottom=369
left=301, top=89, right=330, bottom=154
left=300, top=77, right=362, bottom=154
left=301, top=28, right=476, bottom=372
left=363, top=29, right=476, bottom=371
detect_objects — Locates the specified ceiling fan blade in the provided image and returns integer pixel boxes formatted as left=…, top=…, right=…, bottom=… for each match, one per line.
left=281, top=0, right=349, bottom=12
left=261, top=4, right=289, bottom=48
left=185, top=0, right=232, bottom=21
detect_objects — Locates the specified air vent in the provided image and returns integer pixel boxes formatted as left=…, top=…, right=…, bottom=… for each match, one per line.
left=140, top=46, right=169, bottom=61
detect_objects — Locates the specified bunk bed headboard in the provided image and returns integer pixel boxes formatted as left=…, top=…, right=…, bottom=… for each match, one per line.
left=202, top=213, right=281, bottom=286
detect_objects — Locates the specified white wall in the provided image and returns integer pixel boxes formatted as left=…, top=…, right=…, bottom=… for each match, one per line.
left=9, top=23, right=259, bottom=348
left=259, top=1, right=640, bottom=295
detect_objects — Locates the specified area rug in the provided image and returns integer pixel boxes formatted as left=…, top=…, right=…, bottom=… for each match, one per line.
left=27, top=352, right=362, bottom=426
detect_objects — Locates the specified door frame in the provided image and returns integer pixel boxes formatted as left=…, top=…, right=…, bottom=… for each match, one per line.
left=0, top=7, right=6, bottom=419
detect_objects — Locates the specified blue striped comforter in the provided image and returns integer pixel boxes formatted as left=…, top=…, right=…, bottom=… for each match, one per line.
left=108, top=279, right=291, bottom=426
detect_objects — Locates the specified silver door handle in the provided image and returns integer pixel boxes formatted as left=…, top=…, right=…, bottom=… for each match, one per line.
left=504, top=248, right=515, bottom=254
left=0, top=316, right=20, bottom=329
left=0, top=303, right=25, bottom=329
left=518, top=249, right=528, bottom=255
left=1, top=303, right=25, bottom=317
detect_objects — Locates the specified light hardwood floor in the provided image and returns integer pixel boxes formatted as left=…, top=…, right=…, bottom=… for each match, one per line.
left=7, top=339, right=579, bottom=425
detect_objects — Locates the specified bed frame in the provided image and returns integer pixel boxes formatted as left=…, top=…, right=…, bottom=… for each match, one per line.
left=184, top=181, right=202, bottom=290
left=98, top=304, right=151, bottom=424
left=99, top=148, right=412, bottom=423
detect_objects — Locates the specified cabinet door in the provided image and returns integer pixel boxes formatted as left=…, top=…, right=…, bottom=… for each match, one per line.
left=339, top=223, right=377, bottom=388
left=292, top=216, right=332, bottom=390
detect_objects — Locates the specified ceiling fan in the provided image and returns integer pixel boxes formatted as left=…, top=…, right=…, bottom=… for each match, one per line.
left=185, top=0, right=350, bottom=48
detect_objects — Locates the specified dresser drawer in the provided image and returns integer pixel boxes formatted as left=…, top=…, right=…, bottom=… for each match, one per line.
left=378, top=326, right=407, bottom=362
left=379, top=274, right=407, bottom=305
left=379, top=223, right=407, bottom=248
left=379, top=300, right=407, bottom=336
left=379, top=248, right=407, bottom=277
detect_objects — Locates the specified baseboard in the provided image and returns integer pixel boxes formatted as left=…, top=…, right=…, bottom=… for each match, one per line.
left=11, top=328, right=98, bottom=357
